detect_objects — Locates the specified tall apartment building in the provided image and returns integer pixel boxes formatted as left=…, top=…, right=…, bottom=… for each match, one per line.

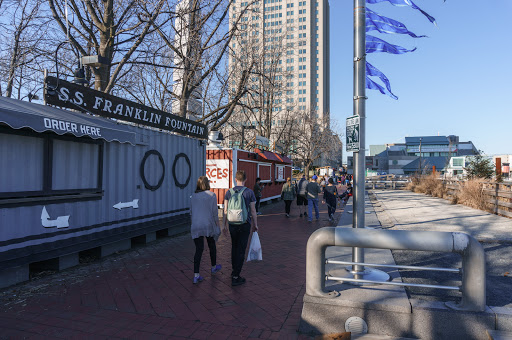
left=227, top=0, right=330, bottom=150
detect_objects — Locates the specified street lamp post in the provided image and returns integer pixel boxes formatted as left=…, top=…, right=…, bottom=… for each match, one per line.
left=241, top=125, right=256, bottom=150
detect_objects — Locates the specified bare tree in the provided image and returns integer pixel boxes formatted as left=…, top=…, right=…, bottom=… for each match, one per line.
left=291, top=109, right=339, bottom=176
left=0, top=0, right=51, bottom=99
left=143, top=0, right=257, bottom=127
left=47, top=0, right=167, bottom=92
left=223, top=12, right=300, bottom=150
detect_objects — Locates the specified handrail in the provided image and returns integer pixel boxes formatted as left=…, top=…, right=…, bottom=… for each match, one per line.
left=305, top=227, right=486, bottom=312
left=326, top=259, right=461, bottom=273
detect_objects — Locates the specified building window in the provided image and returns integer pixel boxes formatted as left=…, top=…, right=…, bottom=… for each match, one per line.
left=453, top=158, right=464, bottom=167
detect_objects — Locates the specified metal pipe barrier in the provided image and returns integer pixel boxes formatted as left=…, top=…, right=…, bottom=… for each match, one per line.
left=305, top=227, right=486, bottom=312
left=365, top=180, right=410, bottom=190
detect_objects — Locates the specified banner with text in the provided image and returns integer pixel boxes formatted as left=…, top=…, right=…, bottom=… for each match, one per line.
left=44, top=76, right=207, bottom=139
left=206, top=159, right=230, bottom=189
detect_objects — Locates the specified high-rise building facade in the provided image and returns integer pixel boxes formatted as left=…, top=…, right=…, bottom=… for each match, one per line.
left=227, top=0, right=330, bottom=150
left=173, top=0, right=203, bottom=120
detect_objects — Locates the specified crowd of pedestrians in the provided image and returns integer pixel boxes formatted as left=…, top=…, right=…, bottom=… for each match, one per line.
left=189, top=169, right=352, bottom=287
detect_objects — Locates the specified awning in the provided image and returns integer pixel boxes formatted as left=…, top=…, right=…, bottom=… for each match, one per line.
left=254, top=148, right=292, bottom=164
left=0, top=96, right=136, bottom=144
left=276, top=154, right=292, bottom=163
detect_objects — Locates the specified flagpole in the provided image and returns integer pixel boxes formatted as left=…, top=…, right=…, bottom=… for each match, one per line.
left=352, top=0, right=366, bottom=277
left=343, top=0, right=389, bottom=285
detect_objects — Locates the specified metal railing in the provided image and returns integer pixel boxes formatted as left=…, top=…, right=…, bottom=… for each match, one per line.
left=365, top=179, right=410, bottom=190
left=305, top=227, right=486, bottom=311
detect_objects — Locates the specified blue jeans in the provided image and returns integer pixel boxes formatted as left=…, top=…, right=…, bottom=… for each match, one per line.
left=308, top=198, right=319, bottom=221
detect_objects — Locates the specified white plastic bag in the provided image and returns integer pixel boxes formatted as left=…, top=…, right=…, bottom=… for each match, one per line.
left=246, top=231, right=263, bottom=261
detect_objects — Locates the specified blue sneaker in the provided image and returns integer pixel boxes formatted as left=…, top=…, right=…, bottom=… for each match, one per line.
left=193, top=275, right=204, bottom=284
left=211, top=264, right=222, bottom=274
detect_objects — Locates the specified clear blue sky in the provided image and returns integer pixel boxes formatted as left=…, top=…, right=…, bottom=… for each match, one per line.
left=330, top=0, right=512, bottom=161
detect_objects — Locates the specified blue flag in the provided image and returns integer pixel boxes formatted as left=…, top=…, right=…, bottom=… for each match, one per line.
left=366, top=61, right=397, bottom=99
left=366, top=8, right=426, bottom=38
left=366, top=35, right=416, bottom=54
left=366, top=0, right=436, bottom=25
left=366, top=76, right=398, bottom=100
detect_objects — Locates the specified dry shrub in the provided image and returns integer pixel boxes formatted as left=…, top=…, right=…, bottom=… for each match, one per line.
left=408, top=172, right=446, bottom=198
left=456, top=179, right=491, bottom=212
left=406, top=175, right=421, bottom=192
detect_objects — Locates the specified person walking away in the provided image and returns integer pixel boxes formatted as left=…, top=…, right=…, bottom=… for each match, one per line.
left=323, top=178, right=338, bottom=222
left=306, top=176, right=322, bottom=222
left=296, top=175, right=309, bottom=217
left=190, top=176, right=226, bottom=284
left=320, top=176, right=326, bottom=188
left=253, top=177, right=264, bottom=215
left=281, top=177, right=296, bottom=217
left=223, top=170, right=258, bottom=286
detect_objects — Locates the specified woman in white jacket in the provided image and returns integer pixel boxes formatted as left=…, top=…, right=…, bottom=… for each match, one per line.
left=190, top=176, right=227, bottom=284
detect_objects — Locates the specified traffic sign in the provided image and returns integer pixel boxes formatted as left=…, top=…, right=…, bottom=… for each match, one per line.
left=346, top=115, right=360, bottom=152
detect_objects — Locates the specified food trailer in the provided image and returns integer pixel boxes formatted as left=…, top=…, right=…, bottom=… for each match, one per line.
left=206, top=145, right=293, bottom=207
left=0, top=77, right=206, bottom=288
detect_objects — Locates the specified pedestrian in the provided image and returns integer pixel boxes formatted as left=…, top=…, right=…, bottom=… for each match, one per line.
left=323, top=178, right=338, bottom=222
left=253, top=177, right=264, bottom=215
left=306, top=175, right=322, bottom=222
left=320, top=175, right=327, bottom=188
left=340, top=182, right=353, bottom=204
left=223, top=170, right=258, bottom=286
left=190, top=176, right=225, bottom=284
left=281, top=177, right=296, bottom=217
left=296, top=175, right=309, bottom=217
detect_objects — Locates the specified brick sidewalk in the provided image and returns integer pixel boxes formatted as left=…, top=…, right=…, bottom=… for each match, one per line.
left=0, top=194, right=346, bottom=339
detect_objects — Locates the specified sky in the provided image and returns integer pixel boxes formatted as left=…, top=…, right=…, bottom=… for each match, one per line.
left=329, top=0, right=512, bottom=161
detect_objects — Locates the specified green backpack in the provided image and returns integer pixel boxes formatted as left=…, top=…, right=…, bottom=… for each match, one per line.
left=227, top=187, right=248, bottom=224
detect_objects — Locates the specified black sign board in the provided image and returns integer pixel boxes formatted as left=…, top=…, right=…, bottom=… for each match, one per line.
left=44, top=76, right=207, bottom=139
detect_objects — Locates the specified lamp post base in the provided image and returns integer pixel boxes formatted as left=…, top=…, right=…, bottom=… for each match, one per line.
left=328, top=266, right=390, bottom=286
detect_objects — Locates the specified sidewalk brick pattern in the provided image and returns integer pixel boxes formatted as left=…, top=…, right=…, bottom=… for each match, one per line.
left=0, top=191, right=345, bottom=339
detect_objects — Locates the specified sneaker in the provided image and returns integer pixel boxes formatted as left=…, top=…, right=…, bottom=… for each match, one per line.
left=193, top=275, right=204, bottom=284
left=286, top=214, right=290, bottom=217
left=257, top=212, right=262, bottom=215
left=211, top=264, right=222, bottom=274
left=231, top=276, right=246, bottom=286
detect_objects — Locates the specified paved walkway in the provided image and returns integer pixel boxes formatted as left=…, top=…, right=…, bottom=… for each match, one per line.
left=0, top=192, right=346, bottom=339
left=372, top=190, right=512, bottom=309
left=372, top=190, right=512, bottom=242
